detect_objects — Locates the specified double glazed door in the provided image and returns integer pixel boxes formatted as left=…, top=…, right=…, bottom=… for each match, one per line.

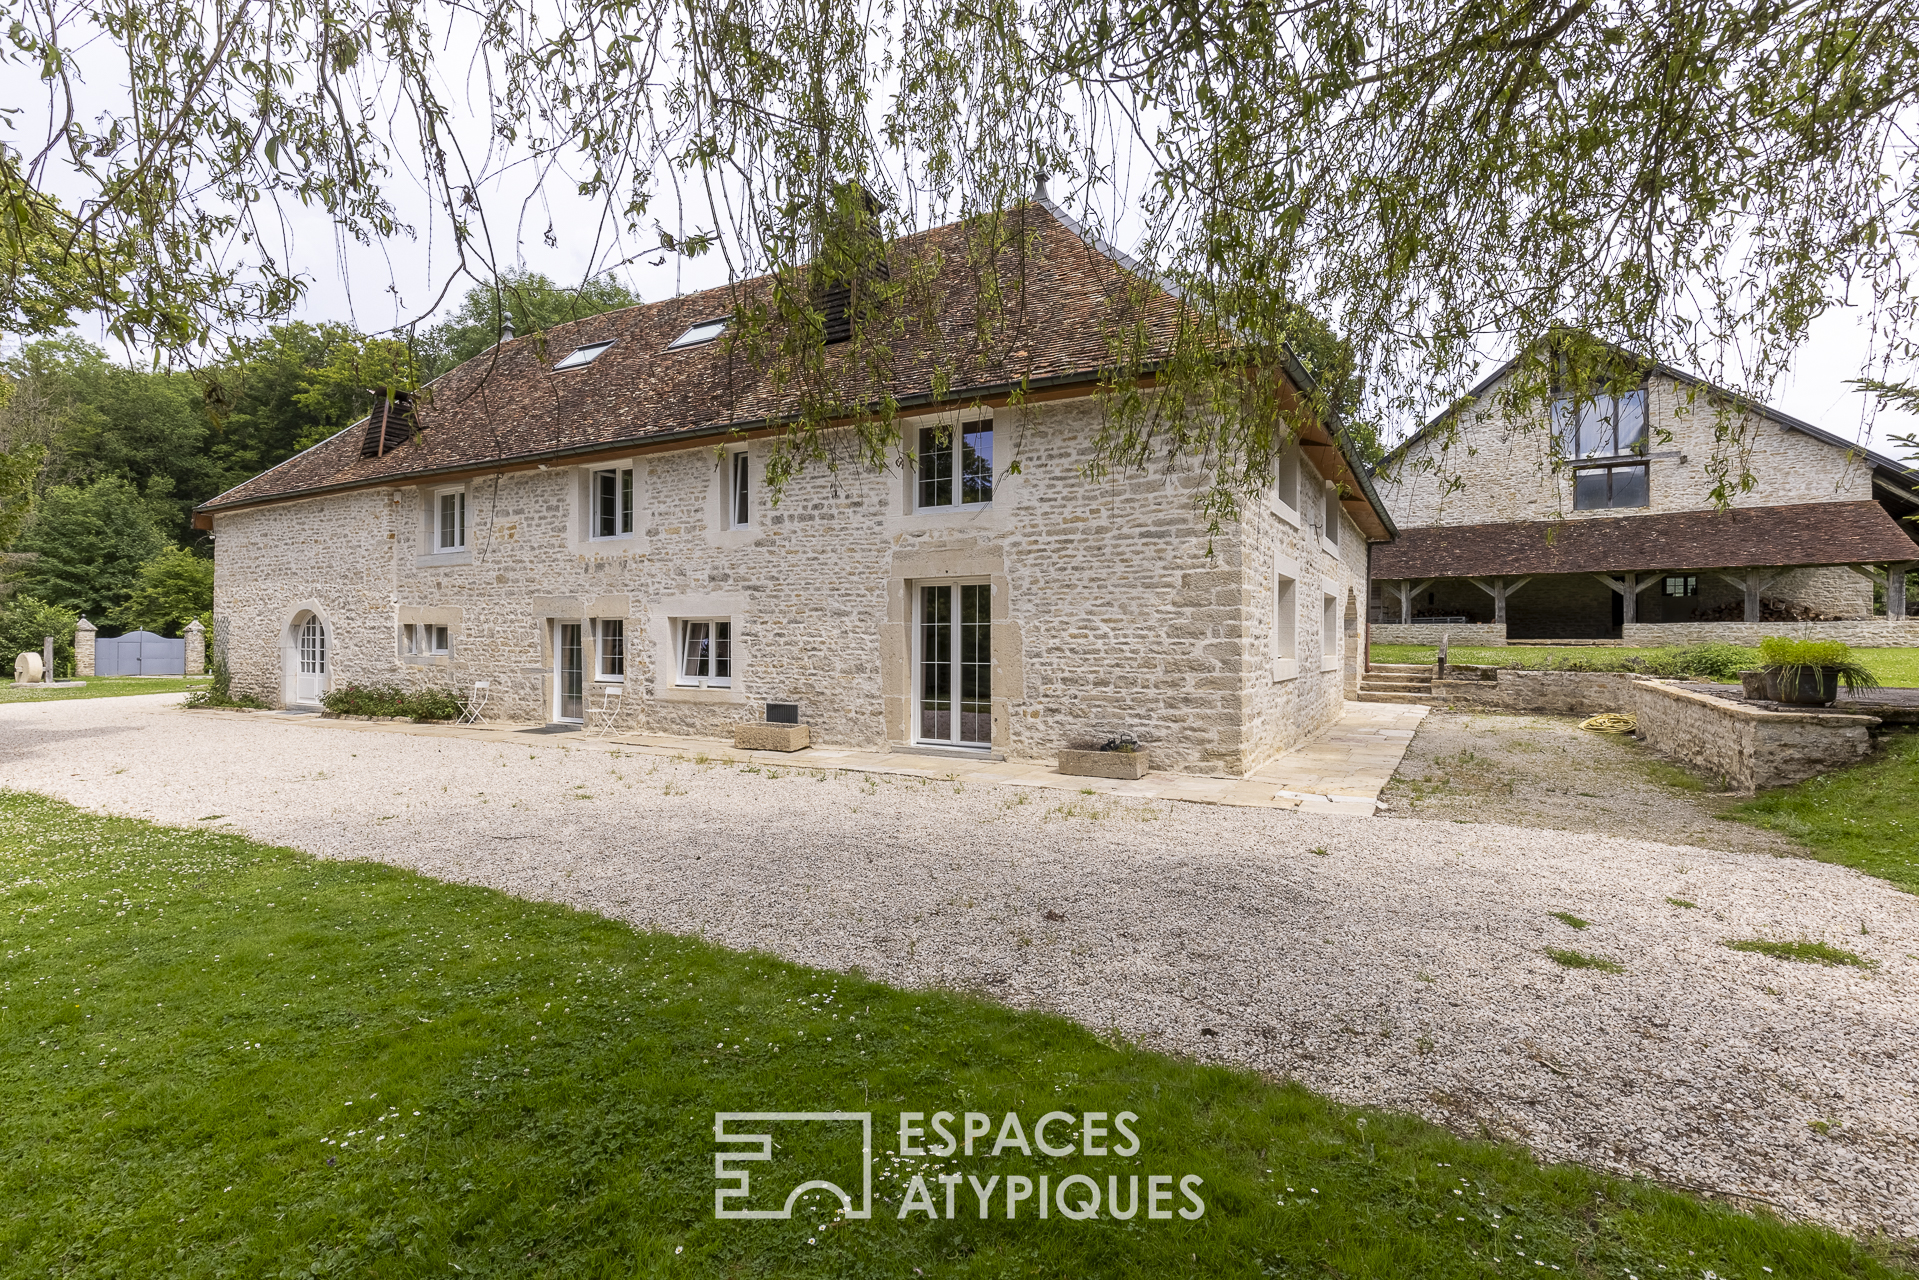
left=555, top=622, right=584, bottom=721
left=294, top=615, right=327, bottom=704
left=916, top=581, right=991, bottom=748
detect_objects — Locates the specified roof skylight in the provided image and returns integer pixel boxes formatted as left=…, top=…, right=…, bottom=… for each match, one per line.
left=666, top=317, right=729, bottom=350
left=552, top=340, right=615, bottom=370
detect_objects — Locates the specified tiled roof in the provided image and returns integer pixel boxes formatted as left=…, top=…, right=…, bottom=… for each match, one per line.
left=201, top=203, right=1187, bottom=512
left=1370, top=501, right=1919, bottom=579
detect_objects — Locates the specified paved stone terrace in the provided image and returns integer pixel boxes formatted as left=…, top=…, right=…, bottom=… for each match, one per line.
left=237, top=700, right=1428, bottom=816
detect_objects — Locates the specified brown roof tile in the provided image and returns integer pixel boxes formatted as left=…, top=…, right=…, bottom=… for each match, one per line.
left=201, top=204, right=1184, bottom=512
left=1371, top=501, right=1919, bottom=579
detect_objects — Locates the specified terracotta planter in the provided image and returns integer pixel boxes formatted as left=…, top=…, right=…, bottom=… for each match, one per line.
left=1764, top=667, right=1839, bottom=707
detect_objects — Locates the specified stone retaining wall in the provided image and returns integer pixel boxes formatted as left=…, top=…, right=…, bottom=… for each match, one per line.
left=1619, top=619, right=1919, bottom=647
left=1425, top=667, right=1642, bottom=715
left=1631, top=681, right=1879, bottom=792
left=1371, top=622, right=1508, bottom=646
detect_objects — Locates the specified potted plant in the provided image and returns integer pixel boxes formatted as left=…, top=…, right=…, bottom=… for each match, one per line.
left=1757, top=637, right=1881, bottom=706
left=1058, top=734, right=1151, bottom=779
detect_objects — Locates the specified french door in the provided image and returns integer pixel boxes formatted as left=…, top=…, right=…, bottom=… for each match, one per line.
left=555, top=622, right=584, bottom=721
left=294, top=615, right=327, bottom=704
left=916, top=581, right=991, bottom=748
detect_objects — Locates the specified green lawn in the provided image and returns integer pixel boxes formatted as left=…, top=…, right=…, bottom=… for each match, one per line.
left=1369, top=644, right=1919, bottom=686
left=0, top=674, right=211, bottom=704
left=1, top=792, right=1907, bottom=1278
left=1721, top=731, right=1919, bottom=894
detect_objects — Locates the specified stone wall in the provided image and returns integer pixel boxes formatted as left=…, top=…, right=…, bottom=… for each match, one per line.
left=1619, top=619, right=1919, bottom=647
left=1378, top=370, right=1878, bottom=528
left=213, top=397, right=1373, bottom=775
left=1238, top=456, right=1373, bottom=773
left=1631, top=681, right=1879, bottom=792
left=1370, top=622, right=1508, bottom=646
left=1425, top=667, right=1644, bottom=715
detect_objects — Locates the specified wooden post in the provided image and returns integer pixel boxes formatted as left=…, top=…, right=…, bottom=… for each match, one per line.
left=1620, top=572, right=1638, bottom=624
left=1437, top=632, right=1450, bottom=680
left=1891, top=562, right=1911, bottom=620
left=1743, top=571, right=1762, bottom=623
left=42, top=636, right=54, bottom=684
left=1399, top=580, right=1411, bottom=625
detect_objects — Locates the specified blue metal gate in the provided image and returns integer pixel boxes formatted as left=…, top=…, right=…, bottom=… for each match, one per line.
left=95, top=630, right=186, bottom=677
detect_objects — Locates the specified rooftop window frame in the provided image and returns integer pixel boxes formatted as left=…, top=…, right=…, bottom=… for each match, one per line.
left=552, top=340, right=616, bottom=371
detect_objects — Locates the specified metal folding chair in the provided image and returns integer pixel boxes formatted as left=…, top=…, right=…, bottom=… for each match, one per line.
left=455, top=680, right=490, bottom=725
left=587, top=684, right=623, bottom=737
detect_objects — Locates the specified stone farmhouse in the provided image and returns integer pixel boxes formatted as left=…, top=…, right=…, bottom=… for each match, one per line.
left=1368, top=351, right=1919, bottom=646
left=196, top=202, right=1395, bottom=775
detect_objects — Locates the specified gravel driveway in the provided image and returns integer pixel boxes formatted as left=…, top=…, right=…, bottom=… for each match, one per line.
left=5, top=694, right=1916, bottom=1238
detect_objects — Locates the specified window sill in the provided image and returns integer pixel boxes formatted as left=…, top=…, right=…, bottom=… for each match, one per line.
left=660, top=684, right=744, bottom=704
left=1320, top=538, right=1342, bottom=558
left=1269, top=500, right=1298, bottom=526
left=1321, top=659, right=1342, bottom=673
left=415, top=550, right=472, bottom=567
left=402, top=653, right=452, bottom=666
left=1271, top=657, right=1298, bottom=682
left=592, top=677, right=625, bottom=686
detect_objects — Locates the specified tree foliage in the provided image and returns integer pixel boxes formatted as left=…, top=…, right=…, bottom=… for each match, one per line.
left=419, top=271, right=645, bottom=377
left=0, top=594, right=76, bottom=676
left=114, top=546, right=215, bottom=636
left=4, top=0, right=1918, bottom=517
left=8, top=477, right=172, bottom=623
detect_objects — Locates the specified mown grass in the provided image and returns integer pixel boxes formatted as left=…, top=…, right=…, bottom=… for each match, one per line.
left=1369, top=644, right=1919, bottom=687
left=0, top=790, right=1909, bottom=1279
left=1721, top=730, right=1919, bottom=894
left=0, top=674, right=210, bottom=704
left=1722, top=940, right=1878, bottom=969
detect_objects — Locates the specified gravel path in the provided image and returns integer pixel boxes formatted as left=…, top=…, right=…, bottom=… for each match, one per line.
left=6, top=694, right=1917, bottom=1238
left=1380, top=711, right=1809, bottom=855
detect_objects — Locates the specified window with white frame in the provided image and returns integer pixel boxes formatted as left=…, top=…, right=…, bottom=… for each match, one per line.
left=592, top=467, right=634, bottom=538
left=1274, top=447, right=1299, bottom=522
left=405, top=623, right=448, bottom=654
left=723, top=450, right=751, bottom=529
left=434, top=488, right=466, bottom=551
left=1322, top=593, right=1340, bottom=668
left=596, top=619, right=625, bottom=680
left=675, top=618, right=732, bottom=687
left=1273, top=574, right=1297, bottom=663
left=916, top=419, right=993, bottom=510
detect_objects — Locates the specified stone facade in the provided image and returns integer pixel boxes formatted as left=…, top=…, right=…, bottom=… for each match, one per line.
left=1632, top=681, right=1879, bottom=792
left=1379, top=370, right=1877, bottom=528
left=1619, top=619, right=1919, bottom=647
left=211, top=397, right=1373, bottom=776
left=1369, top=622, right=1508, bottom=646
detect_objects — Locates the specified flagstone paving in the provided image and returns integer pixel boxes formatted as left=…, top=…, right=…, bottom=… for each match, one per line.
left=193, top=699, right=1429, bottom=815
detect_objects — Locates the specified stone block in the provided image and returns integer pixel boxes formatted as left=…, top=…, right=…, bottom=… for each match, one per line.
left=1058, top=748, right=1151, bottom=779
left=734, top=722, right=811, bottom=752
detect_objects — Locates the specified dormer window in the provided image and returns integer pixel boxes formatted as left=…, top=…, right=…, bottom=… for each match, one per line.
left=666, top=318, right=729, bottom=350
left=553, top=341, right=615, bottom=370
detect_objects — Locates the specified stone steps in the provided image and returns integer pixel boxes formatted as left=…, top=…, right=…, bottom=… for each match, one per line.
left=1355, top=690, right=1438, bottom=705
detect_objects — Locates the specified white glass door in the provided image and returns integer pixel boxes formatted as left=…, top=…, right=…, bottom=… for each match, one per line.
left=554, top=622, right=585, bottom=722
left=916, top=581, right=991, bottom=747
left=294, top=615, right=327, bottom=704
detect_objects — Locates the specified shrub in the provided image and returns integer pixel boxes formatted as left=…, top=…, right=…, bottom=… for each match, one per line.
left=320, top=683, right=462, bottom=720
left=407, top=688, right=463, bottom=722
left=1663, top=643, right=1757, bottom=682
left=183, top=658, right=269, bottom=709
left=1756, top=636, right=1880, bottom=691
left=0, top=595, right=78, bottom=677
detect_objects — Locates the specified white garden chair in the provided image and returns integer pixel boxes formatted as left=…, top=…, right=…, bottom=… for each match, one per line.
left=455, top=680, right=490, bottom=725
left=587, top=685, right=623, bottom=737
